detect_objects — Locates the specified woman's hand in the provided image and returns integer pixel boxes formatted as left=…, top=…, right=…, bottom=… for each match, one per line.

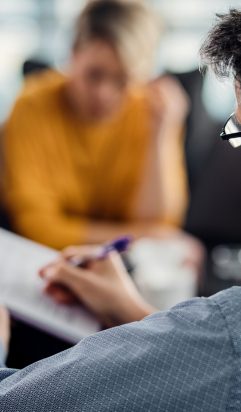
left=40, top=247, right=156, bottom=327
left=0, top=306, right=10, bottom=354
left=147, top=75, right=190, bottom=135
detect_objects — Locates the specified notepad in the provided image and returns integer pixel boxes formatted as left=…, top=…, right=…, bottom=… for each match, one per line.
left=0, top=228, right=100, bottom=343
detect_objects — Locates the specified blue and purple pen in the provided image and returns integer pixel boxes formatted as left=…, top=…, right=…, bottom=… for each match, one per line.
left=69, top=236, right=132, bottom=269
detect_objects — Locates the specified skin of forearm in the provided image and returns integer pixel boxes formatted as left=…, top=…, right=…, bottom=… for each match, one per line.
left=0, top=308, right=10, bottom=355
left=132, top=133, right=163, bottom=220
left=119, top=299, right=157, bottom=325
left=131, top=118, right=186, bottom=224
left=157, top=120, right=188, bottom=225
left=105, top=296, right=157, bottom=327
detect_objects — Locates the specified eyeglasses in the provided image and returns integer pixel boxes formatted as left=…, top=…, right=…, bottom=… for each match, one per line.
left=220, top=113, right=241, bottom=148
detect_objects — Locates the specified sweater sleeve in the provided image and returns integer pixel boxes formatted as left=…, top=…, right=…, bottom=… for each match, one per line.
left=3, top=98, right=88, bottom=249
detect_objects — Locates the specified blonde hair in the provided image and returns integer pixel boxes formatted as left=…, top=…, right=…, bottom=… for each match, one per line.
left=73, top=0, right=161, bottom=81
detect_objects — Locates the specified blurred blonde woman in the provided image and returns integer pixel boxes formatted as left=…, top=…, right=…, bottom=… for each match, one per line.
left=3, top=0, right=188, bottom=249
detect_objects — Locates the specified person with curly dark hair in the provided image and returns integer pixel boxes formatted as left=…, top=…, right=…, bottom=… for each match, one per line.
left=201, top=9, right=241, bottom=80
left=201, top=8, right=241, bottom=148
left=0, top=8, right=241, bottom=412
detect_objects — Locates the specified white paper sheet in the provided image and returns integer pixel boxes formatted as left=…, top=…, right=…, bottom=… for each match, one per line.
left=0, top=229, right=100, bottom=343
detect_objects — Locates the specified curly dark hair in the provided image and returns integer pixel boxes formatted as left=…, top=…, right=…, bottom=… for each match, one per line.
left=200, top=9, right=241, bottom=82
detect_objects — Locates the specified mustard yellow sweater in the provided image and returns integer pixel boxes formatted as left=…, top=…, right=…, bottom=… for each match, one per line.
left=3, top=70, right=187, bottom=248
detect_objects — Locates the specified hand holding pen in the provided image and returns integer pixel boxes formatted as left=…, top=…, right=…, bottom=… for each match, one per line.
left=39, top=236, right=132, bottom=303
left=39, top=236, right=155, bottom=327
left=67, top=236, right=132, bottom=268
